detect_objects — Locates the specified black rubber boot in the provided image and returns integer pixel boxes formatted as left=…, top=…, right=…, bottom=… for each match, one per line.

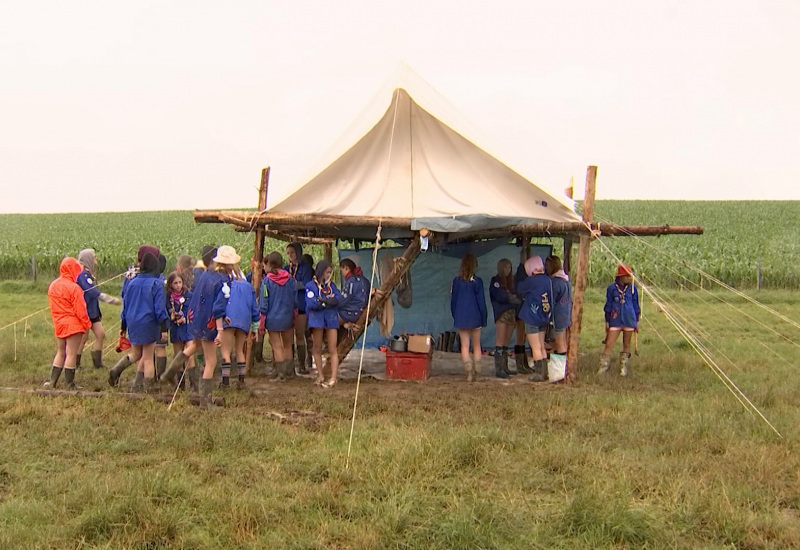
left=200, top=378, right=217, bottom=409
left=91, top=350, right=105, bottom=369
left=253, top=337, right=264, bottom=363
left=76, top=354, right=82, bottom=369
left=131, top=371, right=145, bottom=393
left=514, top=346, right=531, bottom=374
left=501, top=349, right=514, bottom=376
left=161, top=353, right=187, bottom=385
left=144, top=376, right=158, bottom=394
left=494, top=352, right=509, bottom=379
left=296, top=344, right=308, bottom=375
left=156, top=356, right=167, bottom=381
left=108, top=356, right=133, bottom=387
left=64, top=368, right=81, bottom=390
left=44, top=366, right=63, bottom=388
left=529, top=359, right=546, bottom=382
left=188, top=367, right=200, bottom=394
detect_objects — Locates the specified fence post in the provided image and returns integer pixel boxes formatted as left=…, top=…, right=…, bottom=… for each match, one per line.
left=757, top=260, right=762, bottom=291
left=30, top=255, right=37, bottom=282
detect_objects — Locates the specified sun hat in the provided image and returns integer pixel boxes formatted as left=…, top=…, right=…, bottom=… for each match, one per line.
left=213, top=245, right=241, bottom=265
left=616, top=264, right=633, bottom=277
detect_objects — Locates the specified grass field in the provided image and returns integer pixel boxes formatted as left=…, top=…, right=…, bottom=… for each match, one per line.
left=1, top=279, right=799, bottom=549
left=1, top=201, right=798, bottom=288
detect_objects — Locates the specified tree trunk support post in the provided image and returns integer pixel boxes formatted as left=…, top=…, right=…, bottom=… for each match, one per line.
left=566, top=166, right=596, bottom=382
left=331, top=234, right=423, bottom=367
left=246, top=167, right=270, bottom=371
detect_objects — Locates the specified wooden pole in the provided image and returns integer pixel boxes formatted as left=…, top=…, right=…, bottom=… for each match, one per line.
left=246, top=167, right=270, bottom=372
left=566, top=166, right=597, bottom=382
left=562, top=238, right=574, bottom=275
left=332, top=234, right=422, bottom=366
left=323, top=243, right=333, bottom=263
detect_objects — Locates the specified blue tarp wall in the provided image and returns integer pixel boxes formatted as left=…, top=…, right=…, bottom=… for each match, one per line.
left=339, top=239, right=552, bottom=349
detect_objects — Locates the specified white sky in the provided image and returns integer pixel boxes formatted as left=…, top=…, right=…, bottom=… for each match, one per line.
left=1, top=0, right=799, bottom=213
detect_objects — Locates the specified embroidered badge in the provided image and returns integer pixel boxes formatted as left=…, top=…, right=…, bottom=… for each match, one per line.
left=87, top=277, right=93, bottom=285
left=493, top=282, right=500, bottom=288
left=307, top=291, right=314, bottom=298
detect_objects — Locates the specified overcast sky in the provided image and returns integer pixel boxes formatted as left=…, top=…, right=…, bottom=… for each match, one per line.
left=1, top=0, right=799, bottom=213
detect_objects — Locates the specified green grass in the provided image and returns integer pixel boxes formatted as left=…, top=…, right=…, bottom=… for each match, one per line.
left=1, top=284, right=800, bottom=548
left=1, top=201, right=799, bottom=287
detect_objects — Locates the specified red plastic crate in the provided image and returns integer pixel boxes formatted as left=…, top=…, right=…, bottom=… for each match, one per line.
left=385, top=351, right=430, bottom=380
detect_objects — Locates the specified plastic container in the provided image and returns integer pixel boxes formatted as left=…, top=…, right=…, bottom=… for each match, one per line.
left=385, top=351, right=430, bottom=380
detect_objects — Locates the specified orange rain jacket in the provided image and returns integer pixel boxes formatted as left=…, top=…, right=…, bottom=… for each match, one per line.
left=48, top=257, right=92, bottom=338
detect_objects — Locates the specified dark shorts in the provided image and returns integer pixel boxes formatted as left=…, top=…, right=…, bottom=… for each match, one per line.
left=90, top=314, right=102, bottom=324
left=525, top=323, right=548, bottom=334
left=496, top=309, right=516, bottom=324
left=553, top=327, right=566, bottom=335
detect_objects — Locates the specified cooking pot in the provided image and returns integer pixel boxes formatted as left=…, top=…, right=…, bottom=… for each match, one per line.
left=390, top=335, right=408, bottom=353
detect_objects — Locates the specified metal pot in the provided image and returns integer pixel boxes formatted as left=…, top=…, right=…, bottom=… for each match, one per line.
left=390, top=336, right=408, bottom=353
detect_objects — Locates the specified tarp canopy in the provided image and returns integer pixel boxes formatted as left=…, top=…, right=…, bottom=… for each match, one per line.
left=268, top=88, right=581, bottom=235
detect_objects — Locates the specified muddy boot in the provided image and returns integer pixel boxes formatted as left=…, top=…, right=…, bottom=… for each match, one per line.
left=514, top=345, right=532, bottom=374
left=44, top=366, right=63, bottom=388
left=472, top=358, right=481, bottom=381
left=296, top=344, right=308, bottom=375
left=598, top=354, right=611, bottom=374
left=144, top=376, right=158, bottom=394
left=619, top=352, right=631, bottom=376
left=253, top=337, right=264, bottom=363
left=108, top=355, right=133, bottom=387
left=161, top=352, right=187, bottom=385
left=156, top=356, right=167, bottom=381
left=529, top=359, right=547, bottom=382
left=64, top=368, right=82, bottom=390
left=494, top=350, right=509, bottom=379
left=131, top=371, right=145, bottom=393
left=501, top=348, right=514, bottom=376
left=76, top=354, right=82, bottom=369
left=187, top=367, right=200, bottom=394
left=91, top=350, right=105, bottom=369
left=200, top=378, right=218, bottom=409
left=463, top=360, right=473, bottom=382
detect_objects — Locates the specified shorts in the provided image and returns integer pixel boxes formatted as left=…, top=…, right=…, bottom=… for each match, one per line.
left=553, top=327, right=566, bottom=335
left=525, top=323, right=548, bottom=334
left=496, top=309, right=516, bottom=324
left=90, top=314, right=102, bottom=324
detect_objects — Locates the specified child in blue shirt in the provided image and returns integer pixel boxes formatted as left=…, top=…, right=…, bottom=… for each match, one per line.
left=599, top=264, right=640, bottom=376
left=76, top=248, right=121, bottom=369
left=305, top=260, right=343, bottom=388
left=516, top=255, right=552, bottom=382
left=286, top=243, right=314, bottom=376
left=450, top=253, right=487, bottom=382
left=259, top=252, right=297, bottom=380
left=489, top=258, right=518, bottom=379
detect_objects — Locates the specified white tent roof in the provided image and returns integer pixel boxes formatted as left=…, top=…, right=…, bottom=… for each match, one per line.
left=269, top=88, right=581, bottom=234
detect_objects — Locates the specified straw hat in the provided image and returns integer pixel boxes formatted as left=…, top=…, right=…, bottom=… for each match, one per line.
left=213, top=245, right=241, bottom=265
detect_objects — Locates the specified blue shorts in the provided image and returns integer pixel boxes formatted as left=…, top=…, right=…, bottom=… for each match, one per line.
left=525, top=323, right=548, bottom=334
left=553, top=327, right=566, bottom=335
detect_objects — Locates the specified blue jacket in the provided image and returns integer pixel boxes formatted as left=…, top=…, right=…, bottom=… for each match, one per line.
left=260, top=272, right=297, bottom=332
left=604, top=282, right=640, bottom=329
left=187, top=269, right=227, bottom=341
left=450, top=276, right=487, bottom=330
left=212, top=278, right=259, bottom=333
left=551, top=276, right=572, bottom=330
left=488, top=275, right=517, bottom=321
left=191, top=267, right=205, bottom=291
left=338, top=273, right=370, bottom=323
left=167, top=290, right=193, bottom=343
left=287, top=261, right=314, bottom=314
left=517, top=273, right=552, bottom=328
left=121, top=273, right=169, bottom=345
left=305, top=280, right=343, bottom=330
left=76, top=269, right=101, bottom=320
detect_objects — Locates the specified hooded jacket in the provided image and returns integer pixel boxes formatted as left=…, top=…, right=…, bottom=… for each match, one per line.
left=304, top=260, right=343, bottom=329
left=450, top=275, right=488, bottom=330
left=489, top=275, right=518, bottom=321
left=516, top=273, right=552, bottom=327
left=212, top=276, right=259, bottom=333
left=285, top=242, right=314, bottom=314
left=551, top=274, right=572, bottom=330
left=187, top=267, right=227, bottom=341
left=260, top=269, right=297, bottom=331
left=48, top=258, right=92, bottom=338
left=120, top=253, right=169, bottom=345
left=338, top=268, right=370, bottom=323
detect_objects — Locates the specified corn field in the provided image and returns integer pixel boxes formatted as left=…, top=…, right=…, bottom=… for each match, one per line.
left=0, top=202, right=797, bottom=288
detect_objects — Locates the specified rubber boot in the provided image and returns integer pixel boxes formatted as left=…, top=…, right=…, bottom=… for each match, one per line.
left=44, top=366, right=63, bottom=388
left=463, top=360, right=474, bottom=382
left=131, top=371, right=145, bottom=393
left=108, top=355, right=133, bottom=387
left=472, top=358, right=480, bottom=381
left=514, top=346, right=531, bottom=374
left=253, top=337, right=264, bottom=363
left=296, top=344, right=308, bottom=375
left=598, top=354, right=611, bottom=374
left=285, top=354, right=297, bottom=379
left=501, top=349, right=514, bottom=376
left=619, top=352, right=631, bottom=377
left=155, top=356, right=167, bottom=381
left=529, top=359, right=547, bottom=382
left=76, top=354, right=82, bottom=369
left=144, top=376, right=158, bottom=394
left=200, top=378, right=217, bottom=409
left=91, top=350, right=105, bottom=369
left=188, top=366, right=200, bottom=394
left=494, top=352, right=509, bottom=379
left=161, top=353, right=187, bottom=385
left=64, top=368, right=81, bottom=390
